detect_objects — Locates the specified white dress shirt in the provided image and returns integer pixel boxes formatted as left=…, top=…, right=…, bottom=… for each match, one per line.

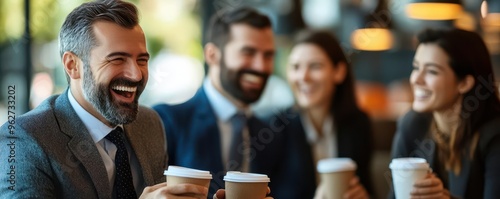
left=67, top=90, right=144, bottom=194
left=300, top=112, right=337, bottom=182
left=203, top=79, right=251, bottom=172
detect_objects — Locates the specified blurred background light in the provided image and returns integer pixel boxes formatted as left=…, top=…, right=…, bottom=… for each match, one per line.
left=482, top=0, right=500, bottom=26
left=406, top=1, right=463, bottom=20
left=351, top=28, right=393, bottom=51
left=30, top=72, right=54, bottom=108
left=142, top=50, right=204, bottom=106
left=302, top=0, right=341, bottom=28
left=350, top=0, right=394, bottom=51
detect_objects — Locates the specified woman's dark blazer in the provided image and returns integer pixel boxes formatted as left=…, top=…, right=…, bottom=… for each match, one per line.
left=390, top=110, right=500, bottom=199
left=273, top=107, right=373, bottom=199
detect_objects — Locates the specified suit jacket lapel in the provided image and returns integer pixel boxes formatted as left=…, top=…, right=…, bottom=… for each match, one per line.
left=337, top=120, right=359, bottom=158
left=193, top=89, right=224, bottom=172
left=54, top=90, right=111, bottom=198
left=248, top=117, right=262, bottom=171
left=292, top=114, right=316, bottom=181
left=448, top=152, right=471, bottom=196
left=337, top=126, right=350, bottom=158
left=421, top=133, right=473, bottom=196
left=123, top=123, right=154, bottom=185
left=248, top=116, right=281, bottom=174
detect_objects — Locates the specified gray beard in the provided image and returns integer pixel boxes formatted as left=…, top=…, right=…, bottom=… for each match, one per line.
left=81, top=64, right=138, bottom=126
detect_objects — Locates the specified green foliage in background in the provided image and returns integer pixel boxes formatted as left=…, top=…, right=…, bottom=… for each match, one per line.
left=0, top=0, right=87, bottom=44
left=0, top=0, right=24, bottom=44
left=138, top=0, right=202, bottom=59
left=1, top=0, right=202, bottom=60
left=31, top=0, right=86, bottom=42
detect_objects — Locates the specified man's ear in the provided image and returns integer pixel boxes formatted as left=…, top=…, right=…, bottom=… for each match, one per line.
left=63, top=52, right=81, bottom=80
left=458, top=75, right=475, bottom=94
left=204, top=42, right=221, bottom=67
left=333, top=61, right=347, bottom=84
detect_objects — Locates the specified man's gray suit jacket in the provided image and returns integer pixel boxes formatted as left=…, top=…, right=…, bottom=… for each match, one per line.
left=0, top=90, right=167, bottom=198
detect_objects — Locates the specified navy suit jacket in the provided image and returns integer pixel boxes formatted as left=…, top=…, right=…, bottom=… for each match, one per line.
left=273, top=107, right=374, bottom=199
left=390, top=110, right=500, bottom=199
left=153, top=88, right=288, bottom=198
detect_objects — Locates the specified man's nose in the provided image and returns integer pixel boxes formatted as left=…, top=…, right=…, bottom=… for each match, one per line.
left=123, top=60, right=142, bottom=82
left=251, top=53, right=272, bottom=74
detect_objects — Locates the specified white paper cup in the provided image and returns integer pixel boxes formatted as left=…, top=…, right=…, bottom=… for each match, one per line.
left=164, top=166, right=212, bottom=188
left=317, top=158, right=357, bottom=199
left=223, top=171, right=270, bottom=199
left=389, top=158, right=430, bottom=199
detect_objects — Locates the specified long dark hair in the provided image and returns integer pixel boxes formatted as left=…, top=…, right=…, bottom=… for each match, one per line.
left=293, top=30, right=363, bottom=124
left=417, top=28, right=500, bottom=173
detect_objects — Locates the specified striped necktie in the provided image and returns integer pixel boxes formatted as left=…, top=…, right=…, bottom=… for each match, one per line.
left=228, top=112, right=247, bottom=171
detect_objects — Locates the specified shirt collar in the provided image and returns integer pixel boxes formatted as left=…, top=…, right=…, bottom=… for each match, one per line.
left=203, top=79, right=251, bottom=122
left=301, top=111, right=334, bottom=143
left=67, top=89, right=119, bottom=143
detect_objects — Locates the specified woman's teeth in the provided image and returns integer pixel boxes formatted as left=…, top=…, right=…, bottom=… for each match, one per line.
left=414, top=89, right=430, bottom=98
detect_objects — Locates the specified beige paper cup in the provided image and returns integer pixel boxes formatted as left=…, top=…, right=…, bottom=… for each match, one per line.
left=317, top=158, right=357, bottom=199
left=223, top=171, right=270, bottom=199
left=164, top=166, right=212, bottom=188
left=389, top=158, right=430, bottom=199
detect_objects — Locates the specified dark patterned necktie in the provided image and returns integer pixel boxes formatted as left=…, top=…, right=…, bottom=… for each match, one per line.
left=228, top=112, right=247, bottom=171
left=105, top=127, right=137, bottom=199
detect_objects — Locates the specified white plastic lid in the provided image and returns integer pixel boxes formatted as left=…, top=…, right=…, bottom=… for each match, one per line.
left=317, top=158, right=357, bottom=173
left=389, top=158, right=430, bottom=170
left=164, top=166, right=212, bottom=179
left=223, top=171, right=270, bottom=183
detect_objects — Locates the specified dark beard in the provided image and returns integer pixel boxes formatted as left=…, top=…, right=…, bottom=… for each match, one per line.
left=82, top=63, right=144, bottom=126
left=219, top=53, right=269, bottom=104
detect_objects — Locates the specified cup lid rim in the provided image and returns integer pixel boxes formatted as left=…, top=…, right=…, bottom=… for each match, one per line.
left=317, top=158, right=357, bottom=173
left=389, top=158, right=430, bottom=169
left=164, top=166, right=212, bottom=179
left=223, top=171, right=270, bottom=182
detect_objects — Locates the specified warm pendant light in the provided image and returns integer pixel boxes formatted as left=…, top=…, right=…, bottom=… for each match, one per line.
left=406, top=0, right=463, bottom=20
left=351, top=28, right=393, bottom=51
left=482, top=0, right=500, bottom=26
left=350, top=0, right=393, bottom=51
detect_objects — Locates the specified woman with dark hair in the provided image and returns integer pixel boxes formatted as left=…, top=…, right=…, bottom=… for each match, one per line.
left=391, top=28, right=500, bottom=198
left=283, top=30, right=373, bottom=199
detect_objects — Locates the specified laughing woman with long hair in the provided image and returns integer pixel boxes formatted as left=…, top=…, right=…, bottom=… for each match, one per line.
left=391, top=28, right=500, bottom=199
left=280, top=30, right=372, bottom=199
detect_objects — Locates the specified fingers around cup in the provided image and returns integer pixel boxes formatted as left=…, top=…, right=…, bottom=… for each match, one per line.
left=214, top=189, right=225, bottom=199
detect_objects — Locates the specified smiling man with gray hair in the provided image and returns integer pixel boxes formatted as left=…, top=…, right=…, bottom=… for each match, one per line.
left=0, top=1, right=208, bottom=198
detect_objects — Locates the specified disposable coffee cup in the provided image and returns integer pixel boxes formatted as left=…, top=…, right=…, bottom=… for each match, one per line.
left=317, top=158, right=357, bottom=199
left=223, top=171, right=270, bottom=199
left=164, top=166, right=212, bottom=188
left=389, top=158, right=430, bottom=199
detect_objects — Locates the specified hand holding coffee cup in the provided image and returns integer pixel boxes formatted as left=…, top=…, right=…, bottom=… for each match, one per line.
left=164, top=166, right=213, bottom=188
left=343, top=176, right=369, bottom=199
left=314, top=176, right=368, bottom=199
left=223, top=171, right=270, bottom=199
left=389, top=158, right=431, bottom=199
left=316, top=158, right=359, bottom=199
left=213, top=188, right=273, bottom=199
left=140, top=182, right=208, bottom=199
left=411, top=173, right=450, bottom=199
left=160, top=166, right=212, bottom=198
